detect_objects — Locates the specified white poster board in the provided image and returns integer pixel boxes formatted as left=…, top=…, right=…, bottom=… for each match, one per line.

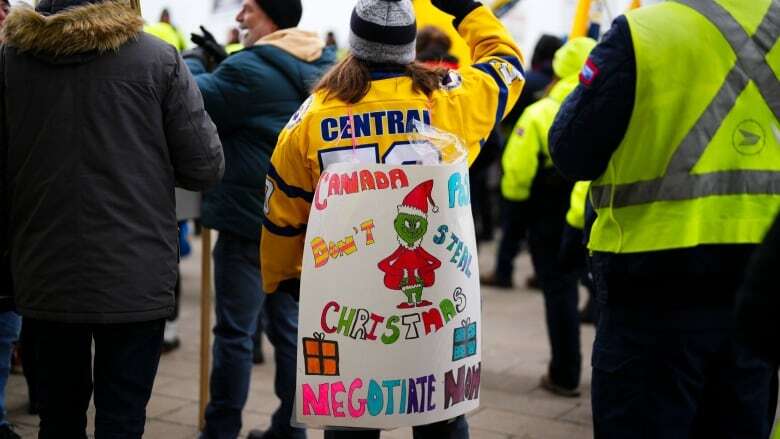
left=296, top=161, right=482, bottom=430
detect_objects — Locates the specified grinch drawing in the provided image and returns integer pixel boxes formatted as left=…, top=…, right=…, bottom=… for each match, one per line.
left=378, top=180, right=442, bottom=309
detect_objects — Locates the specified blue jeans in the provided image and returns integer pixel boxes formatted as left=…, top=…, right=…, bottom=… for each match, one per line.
left=0, top=312, right=20, bottom=426
left=264, top=290, right=303, bottom=439
left=203, top=232, right=303, bottom=439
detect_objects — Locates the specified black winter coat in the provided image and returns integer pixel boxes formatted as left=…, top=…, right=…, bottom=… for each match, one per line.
left=0, top=0, right=224, bottom=323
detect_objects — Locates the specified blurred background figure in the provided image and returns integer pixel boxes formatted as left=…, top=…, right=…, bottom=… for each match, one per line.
left=500, top=37, right=596, bottom=397
left=501, top=34, right=563, bottom=136
left=325, top=30, right=337, bottom=49
left=482, top=34, right=563, bottom=290
left=225, top=27, right=243, bottom=54
left=144, top=8, right=188, bottom=51
left=416, top=25, right=459, bottom=69
left=558, top=180, right=598, bottom=324
left=324, top=30, right=347, bottom=59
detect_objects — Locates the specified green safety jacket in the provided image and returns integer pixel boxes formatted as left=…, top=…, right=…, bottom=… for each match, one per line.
left=589, top=0, right=780, bottom=253
left=501, top=74, right=579, bottom=201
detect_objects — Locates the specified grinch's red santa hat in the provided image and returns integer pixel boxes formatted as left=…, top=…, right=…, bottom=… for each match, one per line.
left=398, top=180, right=439, bottom=217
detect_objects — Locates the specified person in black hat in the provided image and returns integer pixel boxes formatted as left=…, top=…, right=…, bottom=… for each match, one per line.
left=184, top=1, right=335, bottom=439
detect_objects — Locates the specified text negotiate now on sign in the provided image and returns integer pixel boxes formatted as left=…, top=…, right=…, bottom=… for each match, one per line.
left=296, top=161, right=482, bottom=430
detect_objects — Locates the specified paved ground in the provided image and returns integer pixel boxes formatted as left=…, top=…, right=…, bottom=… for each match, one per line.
left=5, top=234, right=777, bottom=438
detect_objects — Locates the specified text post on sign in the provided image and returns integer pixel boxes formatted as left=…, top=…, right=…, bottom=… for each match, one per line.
left=296, top=146, right=482, bottom=429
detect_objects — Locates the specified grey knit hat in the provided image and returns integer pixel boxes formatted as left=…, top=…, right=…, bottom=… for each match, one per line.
left=349, top=0, right=417, bottom=65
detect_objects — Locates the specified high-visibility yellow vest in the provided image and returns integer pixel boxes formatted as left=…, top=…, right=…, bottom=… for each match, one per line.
left=226, top=43, right=244, bottom=54
left=144, top=22, right=187, bottom=52
left=501, top=75, right=578, bottom=201
left=589, top=0, right=780, bottom=253
left=566, top=181, right=591, bottom=230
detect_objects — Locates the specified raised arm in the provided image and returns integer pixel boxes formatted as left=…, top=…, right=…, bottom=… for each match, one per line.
left=433, top=1, right=526, bottom=163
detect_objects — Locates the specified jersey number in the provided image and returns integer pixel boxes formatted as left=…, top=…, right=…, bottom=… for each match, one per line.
left=318, top=141, right=439, bottom=171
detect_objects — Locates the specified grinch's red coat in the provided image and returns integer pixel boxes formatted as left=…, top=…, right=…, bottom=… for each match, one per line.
left=377, top=246, right=442, bottom=290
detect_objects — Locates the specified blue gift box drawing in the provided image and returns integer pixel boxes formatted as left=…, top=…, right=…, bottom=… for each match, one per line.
left=452, top=319, right=477, bottom=361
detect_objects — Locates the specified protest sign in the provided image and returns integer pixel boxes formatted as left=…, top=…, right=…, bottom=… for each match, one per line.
left=296, top=161, right=481, bottom=429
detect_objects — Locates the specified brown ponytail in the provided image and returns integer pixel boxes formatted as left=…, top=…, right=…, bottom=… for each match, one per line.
left=313, top=55, right=448, bottom=104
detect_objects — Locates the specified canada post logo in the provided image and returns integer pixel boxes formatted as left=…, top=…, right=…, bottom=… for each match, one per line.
left=732, top=120, right=766, bottom=155
left=580, top=58, right=599, bottom=87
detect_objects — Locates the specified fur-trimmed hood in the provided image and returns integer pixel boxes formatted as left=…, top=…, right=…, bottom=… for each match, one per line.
left=1, top=0, right=143, bottom=63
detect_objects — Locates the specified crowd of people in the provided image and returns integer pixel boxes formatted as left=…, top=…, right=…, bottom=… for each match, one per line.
left=0, top=0, right=778, bottom=438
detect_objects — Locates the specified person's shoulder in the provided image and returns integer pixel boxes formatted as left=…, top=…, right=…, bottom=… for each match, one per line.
left=289, top=91, right=342, bottom=127
left=245, top=44, right=287, bottom=63
left=229, top=46, right=286, bottom=76
left=132, top=33, right=181, bottom=63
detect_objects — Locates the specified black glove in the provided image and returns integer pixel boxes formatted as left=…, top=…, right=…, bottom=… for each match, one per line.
left=191, top=26, right=229, bottom=65
left=431, top=0, right=481, bottom=26
left=182, top=47, right=215, bottom=71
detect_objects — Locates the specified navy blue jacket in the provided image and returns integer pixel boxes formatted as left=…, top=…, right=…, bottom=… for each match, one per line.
left=549, top=16, right=756, bottom=318
left=187, top=45, right=335, bottom=240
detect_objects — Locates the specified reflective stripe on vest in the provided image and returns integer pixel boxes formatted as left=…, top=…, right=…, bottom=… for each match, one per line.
left=591, top=0, right=780, bottom=209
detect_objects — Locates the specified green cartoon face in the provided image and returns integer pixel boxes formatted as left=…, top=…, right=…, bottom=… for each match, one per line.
left=394, top=212, right=428, bottom=246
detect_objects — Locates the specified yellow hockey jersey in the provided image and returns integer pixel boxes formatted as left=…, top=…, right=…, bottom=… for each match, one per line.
left=261, top=6, right=525, bottom=293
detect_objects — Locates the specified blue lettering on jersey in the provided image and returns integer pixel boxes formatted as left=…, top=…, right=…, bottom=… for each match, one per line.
left=319, top=110, right=433, bottom=141
left=338, top=116, right=353, bottom=138
left=321, top=118, right=339, bottom=142
left=370, top=112, right=386, bottom=135
left=387, top=111, right=405, bottom=135
left=354, top=113, right=372, bottom=138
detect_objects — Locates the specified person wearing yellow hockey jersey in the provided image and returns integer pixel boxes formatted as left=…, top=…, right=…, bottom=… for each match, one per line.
left=261, top=0, right=524, bottom=437
left=498, top=37, right=596, bottom=397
